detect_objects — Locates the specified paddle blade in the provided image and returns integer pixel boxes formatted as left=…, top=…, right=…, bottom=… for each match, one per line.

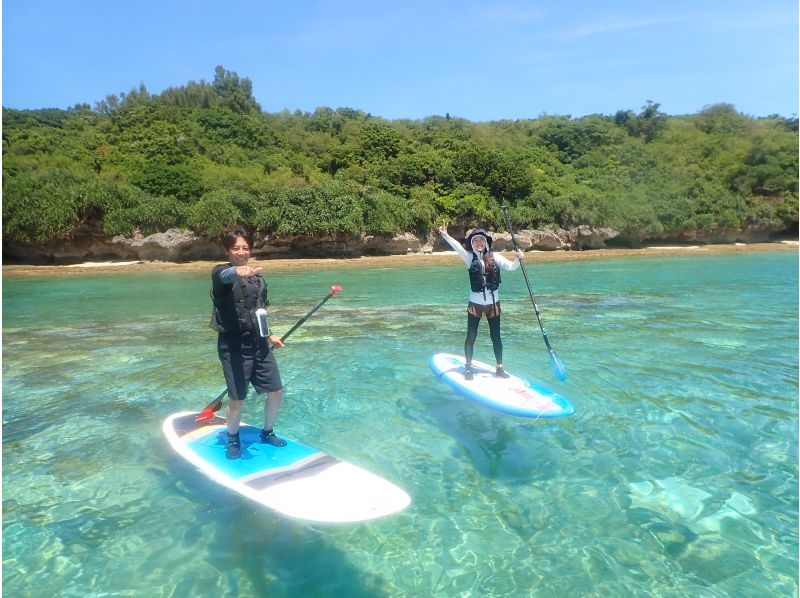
left=195, top=408, right=215, bottom=423
left=551, top=352, right=567, bottom=381
left=195, top=392, right=226, bottom=422
left=331, top=285, right=343, bottom=295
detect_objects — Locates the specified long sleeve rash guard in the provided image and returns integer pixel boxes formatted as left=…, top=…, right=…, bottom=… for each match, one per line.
left=441, top=232, right=520, bottom=306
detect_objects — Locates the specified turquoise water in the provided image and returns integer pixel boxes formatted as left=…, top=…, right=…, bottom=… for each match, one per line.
left=3, top=252, right=798, bottom=596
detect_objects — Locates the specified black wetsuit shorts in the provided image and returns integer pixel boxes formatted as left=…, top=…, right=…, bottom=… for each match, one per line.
left=217, top=334, right=282, bottom=401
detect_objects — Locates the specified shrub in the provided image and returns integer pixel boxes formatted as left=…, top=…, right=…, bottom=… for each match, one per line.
left=3, top=169, right=88, bottom=241
left=253, top=180, right=364, bottom=236
left=186, top=189, right=256, bottom=235
left=103, top=193, right=186, bottom=236
left=435, top=183, right=502, bottom=226
left=361, top=188, right=412, bottom=234
left=130, top=160, right=205, bottom=203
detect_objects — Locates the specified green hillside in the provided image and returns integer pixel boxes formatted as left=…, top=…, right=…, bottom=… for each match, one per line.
left=3, top=66, right=797, bottom=246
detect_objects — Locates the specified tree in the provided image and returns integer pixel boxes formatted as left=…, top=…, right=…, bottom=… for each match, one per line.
left=537, top=116, right=614, bottom=163
left=451, top=144, right=532, bottom=202
left=185, top=188, right=252, bottom=234
left=694, top=103, right=747, bottom=135
left=615, top=101, right=667, bottom=142
left=131, top=160, right=205, bottom=203
left=357, top=122, right=403, bottom=161
left=212, top=66, right=261, bottom=114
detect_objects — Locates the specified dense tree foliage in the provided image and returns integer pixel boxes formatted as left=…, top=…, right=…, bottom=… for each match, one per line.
left=3, top=67, right=797, bottom=245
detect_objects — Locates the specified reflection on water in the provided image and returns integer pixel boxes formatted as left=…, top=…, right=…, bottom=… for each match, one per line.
left=3, top=252, right=798, bottom=595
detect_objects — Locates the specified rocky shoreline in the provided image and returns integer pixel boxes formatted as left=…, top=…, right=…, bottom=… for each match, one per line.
left=3, top=222, right=795, bottom=265
left=4, top=241, right=796, bottom=277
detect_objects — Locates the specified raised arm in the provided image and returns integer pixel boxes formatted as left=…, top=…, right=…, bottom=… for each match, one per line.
left=438, top=223, right=472, bottom=266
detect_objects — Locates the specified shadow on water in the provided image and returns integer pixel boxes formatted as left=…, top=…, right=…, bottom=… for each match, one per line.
left=407, top=382, right=567, bottom=484
left=154, top=436, right=389, bottom=597
left=4, top=403, right=160, bottom=468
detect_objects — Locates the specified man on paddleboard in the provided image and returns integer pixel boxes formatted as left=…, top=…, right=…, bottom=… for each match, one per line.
left=210, top=228, right=287, bottom=459
left=438, top=223, right=523, bottom=381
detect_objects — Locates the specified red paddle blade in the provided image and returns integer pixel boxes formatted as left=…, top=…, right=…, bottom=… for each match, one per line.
left=195, top=397, right=224, bottom=422
left=331, top=285, right=343, bottom=295
left=195, top=408, right=215, bottom=423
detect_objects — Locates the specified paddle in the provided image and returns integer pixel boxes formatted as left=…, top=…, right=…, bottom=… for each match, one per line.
left=501, top=205, right=566, bottom=381
left=196, top=284, right=344, bottom=422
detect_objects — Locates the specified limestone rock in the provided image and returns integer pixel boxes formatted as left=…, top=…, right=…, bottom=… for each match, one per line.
left=112, top=228, right=222, bottom=261
left=362, top=232, right=425, bottom=255
left=566, top=225, right=620, bottom=250
left=2, top=220, right=794, bottom=264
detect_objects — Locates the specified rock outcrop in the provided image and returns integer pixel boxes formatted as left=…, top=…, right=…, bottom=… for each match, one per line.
left=2, top=222, right=794, bottom=264
left=111, top=229, right=223, bottom=261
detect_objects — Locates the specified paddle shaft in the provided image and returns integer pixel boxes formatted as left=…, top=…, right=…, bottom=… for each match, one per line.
left=198, top=286, right=341, bottom=419
left=501, top=205, right=565, bottom=380
left=276, top=291, right=337, bottom=342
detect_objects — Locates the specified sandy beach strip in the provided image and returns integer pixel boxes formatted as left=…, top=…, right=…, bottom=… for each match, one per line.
left=2, top=242, right=796, bottom=277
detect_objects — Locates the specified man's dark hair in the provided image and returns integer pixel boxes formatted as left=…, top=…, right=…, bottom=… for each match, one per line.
left=222, top=227, right=253, bottom=250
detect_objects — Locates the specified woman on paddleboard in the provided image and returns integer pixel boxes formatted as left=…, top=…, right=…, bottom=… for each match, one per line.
left=438, top=223, right=523, bottom=380
left=210, top=228, right=287, bottom=459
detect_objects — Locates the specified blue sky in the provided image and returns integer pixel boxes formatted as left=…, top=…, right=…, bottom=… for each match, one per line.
left=3, top=0, right=797, bottom=120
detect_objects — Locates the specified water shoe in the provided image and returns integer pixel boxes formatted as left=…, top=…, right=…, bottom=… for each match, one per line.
left=495, top=367, right=510, bottom=379
left=260, top=429, right=287, bottom=447
left=226, top=433, right=241, bottom=459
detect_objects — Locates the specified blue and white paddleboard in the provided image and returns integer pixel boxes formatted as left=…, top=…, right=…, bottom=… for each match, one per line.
left=163, top=411, right=411, bottom=523
left=429, top=353, right=575, bottom=418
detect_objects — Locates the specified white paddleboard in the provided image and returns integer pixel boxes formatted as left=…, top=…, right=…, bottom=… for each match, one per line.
left=163, top=411, right=411, bottom=523
left=429, top=353, right=575, bottom=418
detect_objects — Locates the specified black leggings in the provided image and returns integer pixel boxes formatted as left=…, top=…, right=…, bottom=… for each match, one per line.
left=465, top=312, right=502, bottom=365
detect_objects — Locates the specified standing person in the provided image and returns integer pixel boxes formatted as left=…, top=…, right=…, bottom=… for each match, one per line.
left=210, top=228, right=287, bottom=459
left=438, top=223, right=523, bottom=380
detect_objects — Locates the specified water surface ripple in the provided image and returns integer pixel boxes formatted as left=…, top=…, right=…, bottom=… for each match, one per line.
left=3, top=252, right=797, bottom=596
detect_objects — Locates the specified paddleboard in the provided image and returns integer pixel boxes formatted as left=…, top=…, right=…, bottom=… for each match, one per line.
left=163, top=411, right=411, bottom=523
left=429, top=353, right=575, bottom=418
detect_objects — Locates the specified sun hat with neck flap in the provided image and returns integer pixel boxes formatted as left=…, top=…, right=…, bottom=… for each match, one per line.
left=464, top=228, right=493, bottom=252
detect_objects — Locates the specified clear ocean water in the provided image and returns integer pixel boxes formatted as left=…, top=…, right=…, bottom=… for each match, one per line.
left=3, top=251, right=798, bottom=597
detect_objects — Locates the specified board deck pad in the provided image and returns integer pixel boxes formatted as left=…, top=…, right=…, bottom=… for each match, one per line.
left=163, top=412, right=411, bottom=523
left=429, top=353, right=575, bottom=418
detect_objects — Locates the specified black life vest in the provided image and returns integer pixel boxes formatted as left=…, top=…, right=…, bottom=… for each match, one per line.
left=468, top=251, right=501, bottom=292
left=209, top=266, right=269, bottom=334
